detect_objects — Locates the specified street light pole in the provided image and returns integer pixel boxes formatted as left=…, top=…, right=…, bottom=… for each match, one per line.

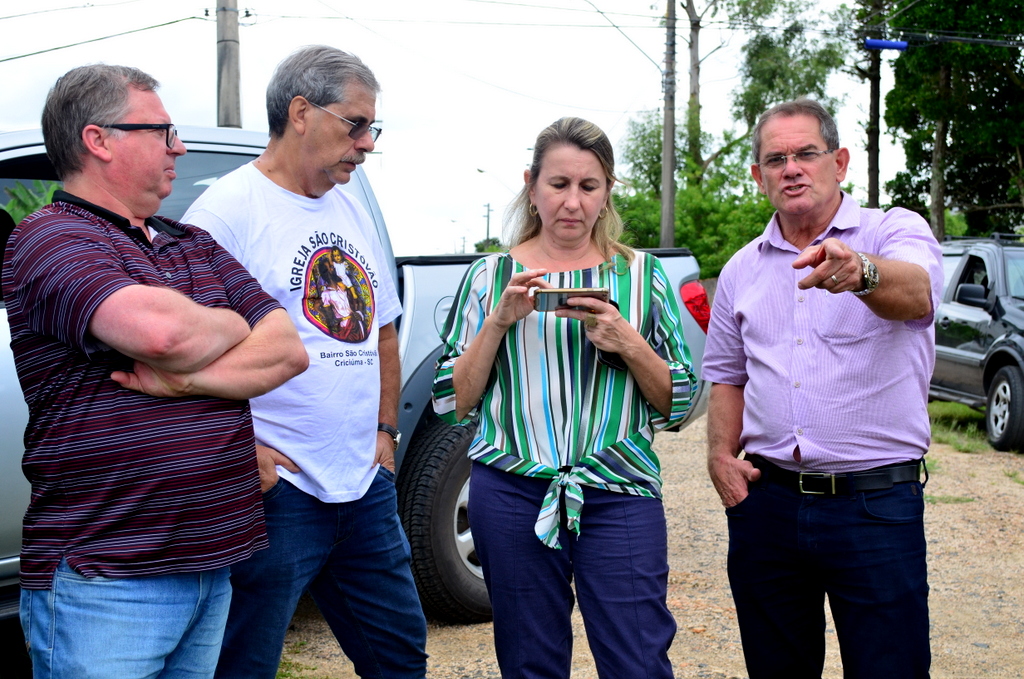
left=216, top=0, right=241, bottom=128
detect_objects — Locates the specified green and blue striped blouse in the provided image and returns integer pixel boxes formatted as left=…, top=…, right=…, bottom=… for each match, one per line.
left=432, top=251, right=696, bottom=549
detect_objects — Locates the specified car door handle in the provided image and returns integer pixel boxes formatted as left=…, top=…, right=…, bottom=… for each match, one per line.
left=938, top=318, right=951, bottom=328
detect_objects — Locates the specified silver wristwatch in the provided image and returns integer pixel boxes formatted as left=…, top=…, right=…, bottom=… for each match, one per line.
left=852, top=252, right=879, bottom=296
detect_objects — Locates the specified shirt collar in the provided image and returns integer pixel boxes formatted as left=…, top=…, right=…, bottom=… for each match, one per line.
left=756, top=190, right=856, bottom=254
left=53, top=190, right=185, bottom=238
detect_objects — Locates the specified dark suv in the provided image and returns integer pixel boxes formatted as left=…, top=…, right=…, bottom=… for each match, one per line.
left=931, top=235, right=1024, bottom=450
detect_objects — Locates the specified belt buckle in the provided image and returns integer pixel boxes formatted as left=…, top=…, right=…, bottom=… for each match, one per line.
left=798, top=472, right=835, bottom=495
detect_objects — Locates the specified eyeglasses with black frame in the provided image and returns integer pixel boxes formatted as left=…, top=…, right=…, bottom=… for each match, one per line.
left=101, top=123, right=178, bottom=149
left=759, top=149, right=835, bottom=170
left=309, top=102, right=382, bottom=142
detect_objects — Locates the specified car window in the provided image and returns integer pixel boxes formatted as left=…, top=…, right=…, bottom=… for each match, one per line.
left=942, top=253, right=964, bottom=295
left=959, top=255, right=990, bottom=296
left=0, top=151, right=258, bottom=224
left=1005, top=250, right=1024, bottom=298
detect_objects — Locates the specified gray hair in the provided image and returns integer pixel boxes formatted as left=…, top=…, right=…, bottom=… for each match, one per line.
left=506, top=117, right=633, bottom=265
left=266, top=45, right=380, bottom=138
left=41, top=64, right=158, bottom=180
left=751, top=98, right=840, bottom=163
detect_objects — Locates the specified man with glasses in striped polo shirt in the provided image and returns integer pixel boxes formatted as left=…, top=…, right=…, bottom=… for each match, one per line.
left=3, top=64, right=308, bottom=678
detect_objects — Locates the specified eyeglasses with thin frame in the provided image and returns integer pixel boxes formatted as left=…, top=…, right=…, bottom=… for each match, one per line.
left=101, top=123, right=178, bottom=149
left=759, top=148, right=835, bottom=170
left=309, top=102, right=382, bottom=142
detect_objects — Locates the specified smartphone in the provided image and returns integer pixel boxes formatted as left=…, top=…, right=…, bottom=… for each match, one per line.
left=533, top=287, right=609, bottom=312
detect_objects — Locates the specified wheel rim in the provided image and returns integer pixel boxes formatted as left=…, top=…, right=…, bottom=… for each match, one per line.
left=452, top=477, right=483, bottom=579
left=990, top=379, right=1012, bottom=438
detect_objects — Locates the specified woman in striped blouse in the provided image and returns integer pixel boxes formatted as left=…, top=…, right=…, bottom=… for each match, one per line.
left=433, top=117, right=696, bottom=678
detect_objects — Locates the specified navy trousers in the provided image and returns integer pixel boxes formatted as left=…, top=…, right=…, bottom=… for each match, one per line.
left=469, top=462, right=676, bottom=679
left=726, top=474, right=931, bottom=679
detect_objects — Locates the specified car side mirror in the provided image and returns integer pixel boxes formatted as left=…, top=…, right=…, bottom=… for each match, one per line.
left=954, top=283, right=988, bottom=308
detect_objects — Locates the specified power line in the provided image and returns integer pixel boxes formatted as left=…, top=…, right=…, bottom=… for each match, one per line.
left=579, top=0, right=662, bottom=72
left=460, top=0, right=660, bottom=20
left=0, top=0, right=148, bottom=22
left=0, top=17, right=200, bottom=63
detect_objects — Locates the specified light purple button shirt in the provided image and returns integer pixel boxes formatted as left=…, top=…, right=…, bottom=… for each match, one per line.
left=702, top=192, right=943, bottom=473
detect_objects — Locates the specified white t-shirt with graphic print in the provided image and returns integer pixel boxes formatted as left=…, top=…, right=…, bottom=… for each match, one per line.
left=183, top=162, right=401, bottom=502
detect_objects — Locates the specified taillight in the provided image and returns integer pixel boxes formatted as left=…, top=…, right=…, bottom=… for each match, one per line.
left=679, top=280, right=710, bottom=334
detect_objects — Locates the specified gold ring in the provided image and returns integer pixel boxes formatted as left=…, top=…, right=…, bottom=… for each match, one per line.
left=584, top=313, right=598, bottom=329
left=830, top=274, right=839, bottom=286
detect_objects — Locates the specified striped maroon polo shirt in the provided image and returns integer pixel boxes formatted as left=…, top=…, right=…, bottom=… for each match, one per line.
left=2, top=192, right=277, bottom=589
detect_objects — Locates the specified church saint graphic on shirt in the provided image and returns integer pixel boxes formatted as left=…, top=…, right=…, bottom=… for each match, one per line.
left=303, top=246, right=373, bottom=343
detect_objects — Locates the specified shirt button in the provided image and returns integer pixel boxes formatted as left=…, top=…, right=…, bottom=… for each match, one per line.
left=163, top=272, right=172, bottom=279
left=794, top=381, right=800, bottom=388
left=796, top=338, right=804, bottom=345
left=797, top=428, right=804, bottom=435
left=798, top=295, right=805, bottom=302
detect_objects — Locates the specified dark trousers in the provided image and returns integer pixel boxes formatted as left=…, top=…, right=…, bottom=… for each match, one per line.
left=214, top=469, right=427, bottom=679
left=726, top=472, right=931, bottom=679
left=469, top=462, right=676, bottom=679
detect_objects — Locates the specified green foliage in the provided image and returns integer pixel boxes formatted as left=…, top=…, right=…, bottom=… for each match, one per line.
left=3, top=180, right=61, bottom=223
left=945, top=210, right=967, bottom=237
left=616, top=0, right=848, bottom=274
left=474, top=236, right=503, bottom=253
left=619, top=110, right=684, bottom=197
left=732, top=18, right=847, bottom=128
left=616, top=133, right=774, bottom=278
left=924, top=494, right=975, bottom=504
left=928, top=401, right=991, bottom=454
left=884, top=0, right=1024, bottom=235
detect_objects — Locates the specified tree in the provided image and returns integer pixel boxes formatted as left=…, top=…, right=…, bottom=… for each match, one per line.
left=616, top=130, right=774, bottom=278
left=847, top=0, right=901, bottom=208
left=474, top=237, right=502, bottom=253
left=885, top=0, right=1024, bottom=239
left=617, top=0, right=847, bottom=272
left=3, top=180, right=60, bottom=224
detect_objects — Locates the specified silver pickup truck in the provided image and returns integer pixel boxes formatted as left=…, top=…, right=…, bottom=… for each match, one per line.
left=0, top=126, right=710, bottom=623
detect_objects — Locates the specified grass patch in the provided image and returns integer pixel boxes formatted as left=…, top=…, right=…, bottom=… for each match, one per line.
left=1005, top=470, right=1024, bottom=486
left=276, top=643, right=328, bottom=679
left=929, top=401, right=992, bottom=454
left=925, top=494, right=975, bottom=504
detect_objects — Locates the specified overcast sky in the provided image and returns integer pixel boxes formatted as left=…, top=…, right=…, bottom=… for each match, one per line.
left=0, top=0, right=902, bottom=255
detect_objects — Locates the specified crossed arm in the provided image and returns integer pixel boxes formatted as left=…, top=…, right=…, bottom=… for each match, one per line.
left=91, top=284, right=308, bottom=400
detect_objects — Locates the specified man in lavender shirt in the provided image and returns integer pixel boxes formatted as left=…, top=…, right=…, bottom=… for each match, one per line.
left=703, top=98, right=942, bottom=679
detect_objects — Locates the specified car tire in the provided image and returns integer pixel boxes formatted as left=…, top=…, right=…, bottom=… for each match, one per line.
left=986, top=366, right=1024, bottom=451
left=396, top=418, right=491, bottom=623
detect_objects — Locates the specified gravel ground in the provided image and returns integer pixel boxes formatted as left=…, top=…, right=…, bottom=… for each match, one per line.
left=279, top=415, right=1024, bottom=678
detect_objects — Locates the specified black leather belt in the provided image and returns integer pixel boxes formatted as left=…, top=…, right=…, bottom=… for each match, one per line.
left=747, top=455, right=923, bottom=496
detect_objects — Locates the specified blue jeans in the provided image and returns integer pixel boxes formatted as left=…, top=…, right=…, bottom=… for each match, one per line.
left=469, top=462, right=676, bottom=679
left=726, top=476, right=930, bottom=679
left=215, top=467, right=427, bottom=679
left=21, top=560, right=231, bottom=679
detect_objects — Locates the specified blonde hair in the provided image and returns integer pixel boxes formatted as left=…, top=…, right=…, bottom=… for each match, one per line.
left=505, top=117, right=634, bottom=266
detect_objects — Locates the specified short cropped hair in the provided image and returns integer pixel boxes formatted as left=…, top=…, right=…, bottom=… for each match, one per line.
left=41, top=64, right=158, bottom=180
left=751, top=98, right=840, bottom=163
left=266, top=45, right=380, bottom=138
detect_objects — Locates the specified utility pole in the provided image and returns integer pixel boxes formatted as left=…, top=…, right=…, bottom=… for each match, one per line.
left=660, top=0, right=676, bottom=248
left=483, top=203, right=492, bottom=241
left=217, top=0, right=241, bottom=128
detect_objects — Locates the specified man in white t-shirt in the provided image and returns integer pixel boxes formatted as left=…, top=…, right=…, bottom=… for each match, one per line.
left=183, top=45, right=428, bottom=679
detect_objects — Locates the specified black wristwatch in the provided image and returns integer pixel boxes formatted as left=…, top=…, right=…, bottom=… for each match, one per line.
left=377, top=423, right=401, bottom=451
